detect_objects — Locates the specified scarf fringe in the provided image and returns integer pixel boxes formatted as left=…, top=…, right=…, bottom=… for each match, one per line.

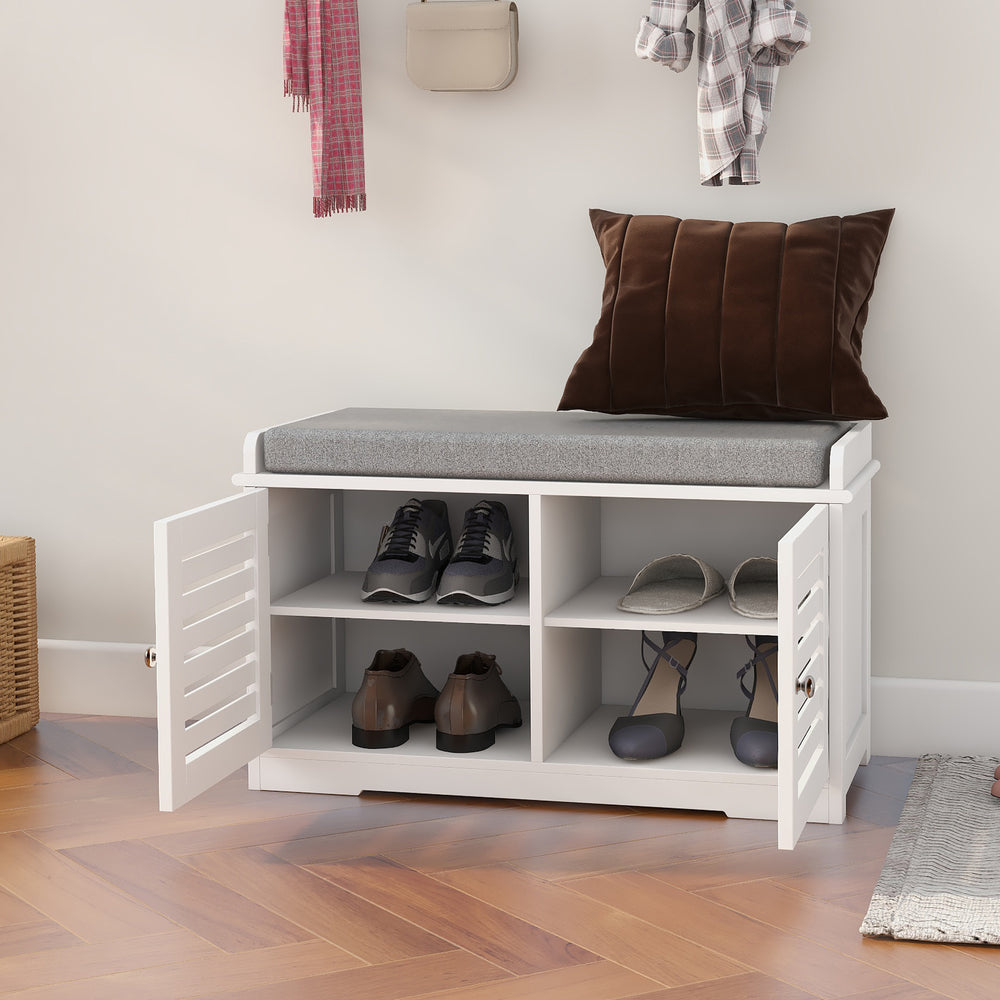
left=314, top=193, right=367, bottom=217
left=283, top=80, right=310, bottom=112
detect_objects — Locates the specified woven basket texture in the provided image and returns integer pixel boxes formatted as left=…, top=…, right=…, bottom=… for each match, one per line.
left=0, top=537, right=40, bottom=744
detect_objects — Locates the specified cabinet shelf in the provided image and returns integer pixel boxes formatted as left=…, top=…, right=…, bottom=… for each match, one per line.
left=545, top=575, right=777, bottom=635
left=269, top=697, right=772, bottom=784
left=271, top=571, right=531, bottom=626
left=545, top=705, right=776, bottom=784
left=271, top=693, right=533, bottom=768
left=259, top=697, right=784, bottom=817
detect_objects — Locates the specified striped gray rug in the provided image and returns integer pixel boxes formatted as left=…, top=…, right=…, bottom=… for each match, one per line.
left=861, top=754, right=1000, bottom=944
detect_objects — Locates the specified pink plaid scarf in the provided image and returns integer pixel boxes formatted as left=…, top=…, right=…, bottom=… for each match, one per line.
left=284, top=0, right=367, bottom=216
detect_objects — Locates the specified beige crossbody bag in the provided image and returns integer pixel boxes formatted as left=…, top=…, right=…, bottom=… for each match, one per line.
left=406, top=1, right=519, bottom=92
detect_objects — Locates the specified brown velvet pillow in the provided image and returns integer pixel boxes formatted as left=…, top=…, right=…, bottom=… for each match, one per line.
left=558, top=208, right=894, bottom=420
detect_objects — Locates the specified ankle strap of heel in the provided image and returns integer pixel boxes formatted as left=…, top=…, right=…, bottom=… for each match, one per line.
left=737, top=635, right=778, bottom=702
left=641, top=631, right=697, bottom=696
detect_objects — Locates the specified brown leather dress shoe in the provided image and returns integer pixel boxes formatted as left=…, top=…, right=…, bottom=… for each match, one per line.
left=435, top=651, right=522, bottom=753
left=351, top=648, right=440, bottom=748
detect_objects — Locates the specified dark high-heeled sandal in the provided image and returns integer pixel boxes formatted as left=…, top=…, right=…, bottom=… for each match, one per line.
left=730, top=635, right=779, bottom=768
left=608, top=631, right=697, bottom=761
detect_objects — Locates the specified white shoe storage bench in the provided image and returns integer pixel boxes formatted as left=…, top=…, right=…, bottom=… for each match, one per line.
left=153, top=409, right=878, bottom=850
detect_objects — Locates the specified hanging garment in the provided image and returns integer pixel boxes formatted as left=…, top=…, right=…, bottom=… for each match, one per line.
left=636, top=0, right=810, bottom=186
left=284, top=0, right=367, bottom=215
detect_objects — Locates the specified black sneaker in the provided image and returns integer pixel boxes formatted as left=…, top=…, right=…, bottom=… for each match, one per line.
left=437, top=500, right=518, bottom=606
left=361, top=498, right=452, bottom=603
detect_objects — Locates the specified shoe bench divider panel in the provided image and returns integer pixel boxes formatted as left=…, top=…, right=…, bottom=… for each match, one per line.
left=153, top=420, right=877, bottom=849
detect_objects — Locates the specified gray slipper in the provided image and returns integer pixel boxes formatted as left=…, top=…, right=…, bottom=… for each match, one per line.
left=728, top=557, right=778, bottom=619
left=617, top=554, right=725, bottom=614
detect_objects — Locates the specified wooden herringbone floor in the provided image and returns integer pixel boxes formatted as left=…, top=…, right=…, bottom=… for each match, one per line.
left=0, top=717, right=996, bottom=999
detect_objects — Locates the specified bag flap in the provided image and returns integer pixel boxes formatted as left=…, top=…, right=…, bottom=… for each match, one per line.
left=407, top=1, right=515, bottom=32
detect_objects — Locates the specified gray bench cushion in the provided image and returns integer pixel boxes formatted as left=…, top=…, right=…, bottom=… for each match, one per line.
left=262, top=409, right=850, bottom=488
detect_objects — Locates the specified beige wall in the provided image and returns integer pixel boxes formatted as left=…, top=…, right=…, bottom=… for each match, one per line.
left=1, top=1, right=997, bottom=684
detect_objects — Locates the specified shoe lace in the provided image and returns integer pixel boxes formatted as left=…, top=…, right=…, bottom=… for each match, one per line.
left=378, top=500, right=423, bottom=561
left=737, top=635, right=778, bottom=702
left=641, top=631, right=697, bottom=697
left=452, top=503, right=494, bottom=564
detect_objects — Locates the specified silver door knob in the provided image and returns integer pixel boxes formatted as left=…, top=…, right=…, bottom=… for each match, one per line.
left=796, top=676, right=815, bottom=698
left=145, top=647, right=157, bottom=669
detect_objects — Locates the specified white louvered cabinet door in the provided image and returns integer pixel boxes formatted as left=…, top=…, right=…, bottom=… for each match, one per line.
left=777, top=503, right=830, bottom=850
left=153, top=490, right=272, bottom=811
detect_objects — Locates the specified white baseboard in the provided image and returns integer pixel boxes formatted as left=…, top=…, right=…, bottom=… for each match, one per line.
left=34, top=644, right=1000, bottom=758
left=871, top=677, right=1000, bottom=757
left=38, top=639, right=155, bottom=717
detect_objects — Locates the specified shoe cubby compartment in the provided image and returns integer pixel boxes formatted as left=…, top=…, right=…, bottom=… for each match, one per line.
left=153, top=420, right=876, bottom=848
left=538, top=495, right=802, bottom=633
left=536, top=628, right=785, bottom=818
left=260, top=618, right=533, bottom=798
left=268, top=487, right=530, bottom=625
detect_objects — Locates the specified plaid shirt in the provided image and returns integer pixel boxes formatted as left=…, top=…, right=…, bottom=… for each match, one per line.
left=636, top=0, right=810, bottom=186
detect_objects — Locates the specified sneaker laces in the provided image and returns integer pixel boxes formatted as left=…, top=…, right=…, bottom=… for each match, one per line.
left=378, top=500, right=423, bottom=561
left=452, top=503, right=495, bottom=564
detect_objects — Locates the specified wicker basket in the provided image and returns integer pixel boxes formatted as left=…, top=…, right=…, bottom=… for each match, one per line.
left=0, top=537, right=40, bottom=744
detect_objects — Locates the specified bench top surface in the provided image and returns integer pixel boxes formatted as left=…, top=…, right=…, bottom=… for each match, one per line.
left=261, top=408, right=851, bottom=489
